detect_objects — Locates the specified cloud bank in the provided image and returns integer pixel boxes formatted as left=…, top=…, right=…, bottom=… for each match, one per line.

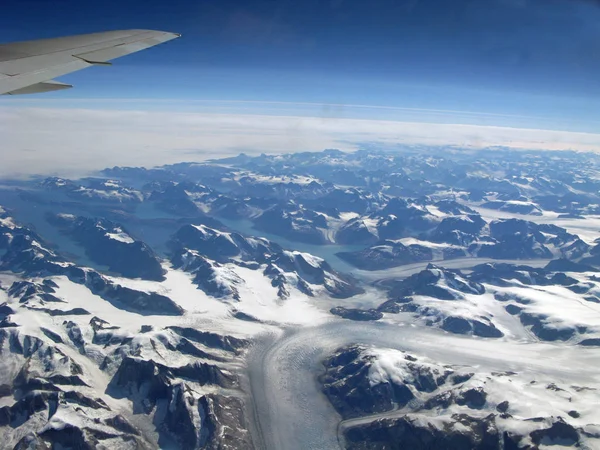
left=2, top=106, right=600, bottom=178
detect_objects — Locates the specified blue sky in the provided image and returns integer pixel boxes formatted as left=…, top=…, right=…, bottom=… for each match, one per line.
left=3, top=0, right=600, bottom=178
left=2, top=0, right=600, bottom=131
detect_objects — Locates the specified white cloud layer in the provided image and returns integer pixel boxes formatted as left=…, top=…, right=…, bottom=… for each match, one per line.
left=2, top=106, right=600, bottom=178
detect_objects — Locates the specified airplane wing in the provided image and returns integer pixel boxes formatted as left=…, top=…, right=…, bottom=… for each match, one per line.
left=0, top=29, right=180, bottom=95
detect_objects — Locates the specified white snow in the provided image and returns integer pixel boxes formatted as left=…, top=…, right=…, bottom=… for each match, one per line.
left=234, top=172, right=320, bottom=186
left=106, top=228, right=135, bottom=244
left=396, top=237, right=460, bottom=249
left=284, top=250, right=324, bottom=268
left=352, top=343, right=600, bottom=449
left=191, top=224, right=237, bottom=246
left=426, top=205, right=449, bottom=218
left=0, top=216, right=17, bottom=229
left=103, top=180, right=120, bottom=188
left=225, top=265, right=330, bottom=326
left=495, top=283, right=600, bottom=334
left=359, top=217, right=379, bottom=236
left=339, top=212, right=360, bottom=222
left=366, top=347, right=434, bottom=387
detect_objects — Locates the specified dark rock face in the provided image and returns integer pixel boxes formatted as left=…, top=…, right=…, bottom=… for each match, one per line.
left=149, top=183, right=205, bottom=217
left=545, top=259, right=596, bottom=273
left=496, top=400, right=510, bottom=413
left=519, top=312, right=575, bottom=341
left=108, top=357, right=170, bottom=412
left=254, top=205, right=328, bottom=244
left=442, top=316, right=472, bottom=334
left=320, top=345, right=451, bottom=419
left=479, top=236, right=552, bottom=261
left=434, top=201, right=477, bottom=216
left=47, top=214, right=165, bottom=281
left=162, top=383, right=202, bottom=449
left=156, top=335, right=226, bottom=362
left=110, top=357, right=236, bottom=399
left=390, top=265, right=485, bottom=300
left=31, top=307, right=90, bottom=316
left=478, top=219, right=588, bottom=260
left=104, top=415, right=140, bottom=435
left=470, top=263, right=549, bottom=287
left=530, top=419, right=580, bottom=446
left=83, top=270, right=183, bottom=316
left=456, top=387, right=487, bottom=409
left=580, top=240, right=600, bottom=267
left=168, top=326, right=248, bottom=353
left=380, top=198, right=438, bottom=232
left=472, top=320, right=504, bottom=338
left=198, top=394, right=255, bottom=449
left=344, top=413, right=501, bottom=450
left=376, top=215, right=407, bottom=240
left=330, top=307, right=383, bottom=321
left=232, top=310, right=261, bottom=322
left=13, top=433, right=52, bottom=450
left=440, top=317, right=503, bottom=338
left=322, top=365, right=413, bottom=420
left=38, top=425, right=97, bottom=450
left=0, top=223, right=66, bottom=277
left=0, top=391, right=58, bottom=427
left=105, top=355, right=253, bottom=449
left=338, top=241, right=433, bottom=271
left=336, top=218, right=378, bottom=245
left=430, top=215, right=486, bottom=244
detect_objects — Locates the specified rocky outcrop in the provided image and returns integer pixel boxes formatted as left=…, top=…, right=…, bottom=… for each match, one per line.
left=321, top=345, right=452, bottom=419
left=330, top=307, right=383, bottom=321
left=344, top=413, right=502, bottom=450
left=337, top=241, right=433, bottom=271
left=47, top=214, right=165, bottom=281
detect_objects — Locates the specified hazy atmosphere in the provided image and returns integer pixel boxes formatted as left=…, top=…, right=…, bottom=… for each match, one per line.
left=4, top=102, right=600, bottom=177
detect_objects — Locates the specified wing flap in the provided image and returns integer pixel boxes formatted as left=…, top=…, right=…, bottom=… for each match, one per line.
left=5, top=79, right=72, bottom=95
left=0, top=52, right=76, bottom=76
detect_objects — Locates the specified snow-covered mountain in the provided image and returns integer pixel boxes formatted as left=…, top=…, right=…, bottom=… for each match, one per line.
left=1, top=147, right=600, bottom=449
left=171, top=223, right=363, bottom=299
left=322, top=344, right=599, bottom=449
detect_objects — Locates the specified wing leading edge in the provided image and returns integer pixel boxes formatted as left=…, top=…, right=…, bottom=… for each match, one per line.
left=0, top=29, right=180, bottom=95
